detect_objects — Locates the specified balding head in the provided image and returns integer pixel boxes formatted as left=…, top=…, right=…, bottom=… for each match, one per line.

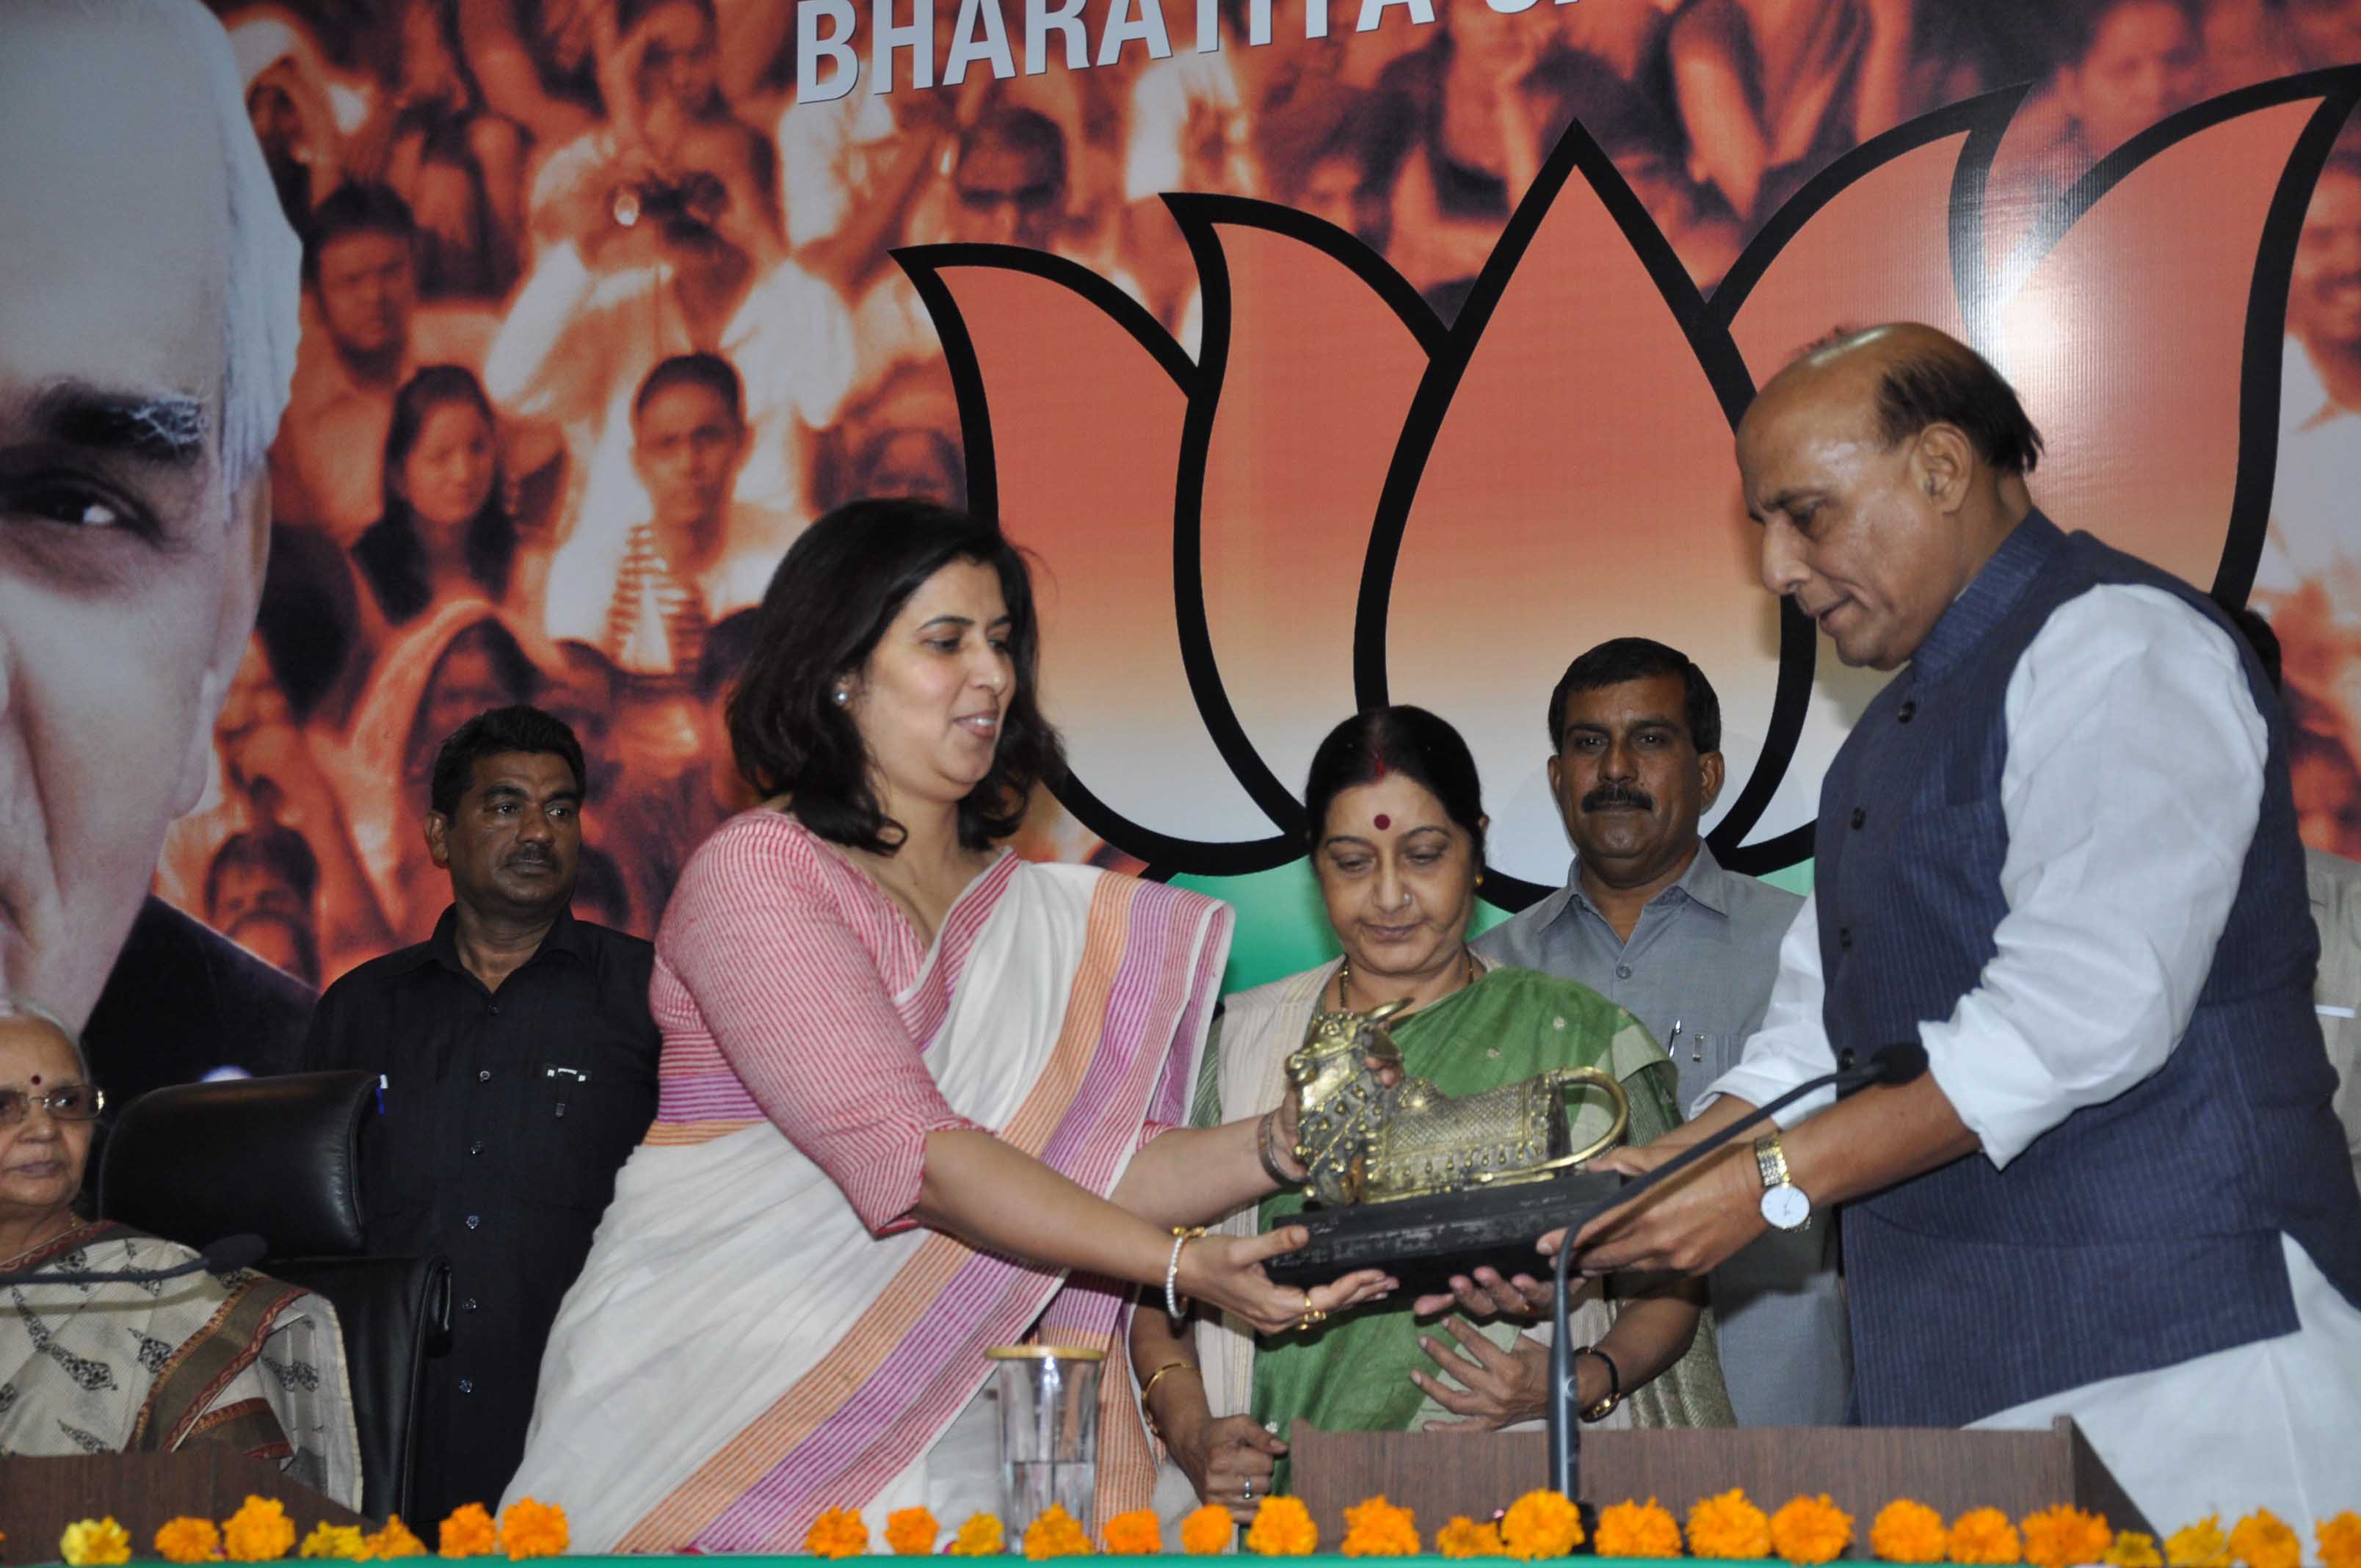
left=1736, top=324, right=2039, bottom=671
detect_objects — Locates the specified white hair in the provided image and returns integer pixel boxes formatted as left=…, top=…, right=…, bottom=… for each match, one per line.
left=134, top=0, right=305, bottom=498
left=0, top=995, right=92, bottom=1081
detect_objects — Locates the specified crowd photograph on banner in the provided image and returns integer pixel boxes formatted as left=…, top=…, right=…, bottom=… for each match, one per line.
left=4, top=0, right=2361, bottom=1558
left=130, top=0, right=2361, bottom=1008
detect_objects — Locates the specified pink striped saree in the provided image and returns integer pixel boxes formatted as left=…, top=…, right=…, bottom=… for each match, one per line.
left=502, top=851, right=1228, bottom=1551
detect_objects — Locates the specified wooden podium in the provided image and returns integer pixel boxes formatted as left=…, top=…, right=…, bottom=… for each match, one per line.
left=0, top=1453, right=367, bottom=1563
left=1290, top=1418, right=2151, bottom=1551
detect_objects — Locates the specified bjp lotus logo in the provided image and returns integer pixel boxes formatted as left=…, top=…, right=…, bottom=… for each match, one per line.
left=902, top=70, right=2361, bottom=899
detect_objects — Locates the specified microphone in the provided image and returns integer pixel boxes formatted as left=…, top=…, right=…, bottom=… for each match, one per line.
left=0, top=1233, right=269, bottom=1289
left=1545, top=1042, right=1926, bottom=1498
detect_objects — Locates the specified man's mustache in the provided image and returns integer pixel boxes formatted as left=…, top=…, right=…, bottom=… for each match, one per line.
left=1582, top=784, right=1654, bottom=813
left=506, top=847, right=559, bottom=869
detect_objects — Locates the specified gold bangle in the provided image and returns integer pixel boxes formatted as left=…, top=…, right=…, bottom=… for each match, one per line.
left=1139, top=1360, right=1200, bottom=1406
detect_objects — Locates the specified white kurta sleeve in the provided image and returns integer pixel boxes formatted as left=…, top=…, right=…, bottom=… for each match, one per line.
left=1923, top=584, right=2267, bottom=1166
left=1699, top=890, right=1841, bottom=1123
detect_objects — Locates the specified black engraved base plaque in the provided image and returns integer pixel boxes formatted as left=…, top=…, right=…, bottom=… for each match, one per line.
left=1263, top=1169, right=1628, bottom=1300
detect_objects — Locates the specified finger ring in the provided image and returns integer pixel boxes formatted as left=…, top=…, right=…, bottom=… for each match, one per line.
left=1241, top=1478, right=1253, bottom=1503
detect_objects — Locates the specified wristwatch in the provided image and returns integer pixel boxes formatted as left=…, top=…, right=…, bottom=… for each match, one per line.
left=1753, top=1133, right=1813, bottom=1231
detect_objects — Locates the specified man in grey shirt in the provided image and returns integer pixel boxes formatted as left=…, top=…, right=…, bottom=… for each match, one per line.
left=1475, top=637, right=1851, bottom=1426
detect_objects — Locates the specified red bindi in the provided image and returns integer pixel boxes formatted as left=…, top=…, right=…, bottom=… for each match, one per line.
left=29, top=1074, right=41, bottom=1086
left=1373, top=814, right=1390, bottom=830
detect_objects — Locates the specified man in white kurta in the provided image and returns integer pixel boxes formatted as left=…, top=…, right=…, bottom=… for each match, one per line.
left=1556, top=324, right=2361, bottom=1529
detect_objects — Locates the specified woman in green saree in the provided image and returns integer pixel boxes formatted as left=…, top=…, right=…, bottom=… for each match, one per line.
left=1130, top=706, right=1730, bottom=1530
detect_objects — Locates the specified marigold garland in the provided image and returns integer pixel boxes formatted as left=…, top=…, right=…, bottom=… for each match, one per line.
left=2022, top=1505, right=2112, bottom=1568
left=1179, top=1507, right=1235, bottom=1557
left=227, top=1498, right=300, bottom=1564
left=1341, top=1497, right=1421, bottom=1558
left=805, top=1509, right=870, bottom=1561
left=1101, top=1509, right=1162, bottom=1556
left=298, top=1524, right=367, bottom=1560
left=1023, top=1504, right=1095, bottom=1561
left=2166, top=1517, right=2231, bottom=1568
left=2319, top=1511, right=2361, bottom=1568
left=1948, top=1508, right=2023, bottom=1566
left=364, top=1517, right=431, bottom=1561
left=885, top=1507, right=941, bottom=1556
left=156, top=1517, right=225, bottom=1564
left=2227, top=1510, right=2301, bottom=1568
left=62, top=1517, right=134, bottom=1567
left=498, top=1499, right=568, bottom=1561
left=1501, top=1491, right=1584, bottom=1561
left=948, top=1514, right=1007, bottom=1558
left=1770, top=1495, right=1854, bottom=1566
left=2105, top=1533, right=2164, bottom=1568
left=1245, top=1496, right=1319, bottom=1557
left=1437, top=1518, right=1507, bottom=1560
left=1595, top=1499, right=1684, bottom=1560
left=1688, top=1490, right=1773, bottom=1560
left=1874, top=1500, right=1951, bottom=1564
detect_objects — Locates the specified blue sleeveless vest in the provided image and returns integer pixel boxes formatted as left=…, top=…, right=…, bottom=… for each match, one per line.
left=1814, top=512, right=2361, bottom=1427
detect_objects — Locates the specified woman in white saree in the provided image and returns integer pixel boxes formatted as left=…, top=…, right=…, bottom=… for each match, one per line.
left=504, top=501, right=1393, bottom=1550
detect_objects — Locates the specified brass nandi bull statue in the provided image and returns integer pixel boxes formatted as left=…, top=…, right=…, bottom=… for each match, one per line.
left=1286, top=998, right=1631, bottom=1206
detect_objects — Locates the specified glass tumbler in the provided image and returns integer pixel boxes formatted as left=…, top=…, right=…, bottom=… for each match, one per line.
left=985, top=1345, right=1104, bottom=1536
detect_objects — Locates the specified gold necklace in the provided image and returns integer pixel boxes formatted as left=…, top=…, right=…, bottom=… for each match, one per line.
left=1338, top=947, right=1481, bottom=1011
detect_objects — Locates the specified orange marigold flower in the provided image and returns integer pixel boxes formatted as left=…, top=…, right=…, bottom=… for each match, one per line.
left=2022, top=1506, right=2111, bottom=1568
left=1342, top=1497, right=1420, bottom=1558
left=498, top=1500, right=568, bottom=1561
left=1023, top=1505, right=1094, bottom=1561
left=1245, top=1497, right=1319, bottom=1557
left=2227, top=1511, right=2300, bottom=1568
left=806, top=1509, right=871, bottom=1561
left=1180, top=1508, right=1234, bottom=1557
left=2318, top=1513, right=2361, bottom=1568
left=435, top=1506, right=498, bottom=1562
left=886, top=1509, right=941, bottom=1557
left=2165, top=1518, right=2230, bottom=1568
left=363, top=1518, right=429, bottom=1561
left=1595, top=1500, right=1683, bottom=1560
left=1874, top=1501, right=1950, bottom=1564
left=1437, top=1519, right=1506, bottom=1560
left=2104, top=1534, right=2163, bottom=1568
left=1501, top=1492, right=1584, bottom=1562
left=62, top=1518, right=134, bottom=1567
left=1102, top=1510, right=1161, bottom=1556
left=1949, top=1509, right=2023, bottom=1567
left=225, top=1498, right=300, bottom=1563
left=299, top=1525, right=367, bottom=1561
left=949, top=1514, right=1006, bottom=1558
left=157, top=1517, right=225, bottom=1564
left=1771, top=1495, right=1854, bottom=1566
left=1689, top=1490, right=1773, bottom=1561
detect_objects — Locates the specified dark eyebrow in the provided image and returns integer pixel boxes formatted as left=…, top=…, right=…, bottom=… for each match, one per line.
left=1757, top=488, right=1821, bottom=523
left=32, top=380, right=210, bottom=470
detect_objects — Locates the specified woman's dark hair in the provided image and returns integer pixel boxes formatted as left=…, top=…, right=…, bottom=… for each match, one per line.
left=728, top=499, right=1064, bottom=854
left=1303, top=706, right=1487, bottom=864
left=355, top=366, right=518, bottom=624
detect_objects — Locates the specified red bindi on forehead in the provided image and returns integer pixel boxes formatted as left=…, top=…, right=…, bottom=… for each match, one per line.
left=1374, top=814, right=1391, bottom=831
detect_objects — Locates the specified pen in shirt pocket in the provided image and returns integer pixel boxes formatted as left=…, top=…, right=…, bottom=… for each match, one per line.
left=377, top=1074, right=388, bottom=1114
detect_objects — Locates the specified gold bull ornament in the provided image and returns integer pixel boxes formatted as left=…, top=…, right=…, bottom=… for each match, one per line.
left=1286, top=997, right=1632, bottom=1206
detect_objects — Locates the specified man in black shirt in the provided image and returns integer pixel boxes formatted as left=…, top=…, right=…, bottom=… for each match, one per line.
left=297, top=705, right=659, bottom=1524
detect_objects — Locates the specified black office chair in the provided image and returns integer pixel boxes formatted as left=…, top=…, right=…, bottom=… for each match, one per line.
left=101, top=1070, right=452, bottom=1522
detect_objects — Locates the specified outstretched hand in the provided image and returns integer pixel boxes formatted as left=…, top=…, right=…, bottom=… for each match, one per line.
left=1180, top=1226, right=1393, bottom=1336
left=1410, top=1265, right=1552, bottom=1321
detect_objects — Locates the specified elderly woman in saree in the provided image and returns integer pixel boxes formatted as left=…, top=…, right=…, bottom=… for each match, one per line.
left=1131, top=706, right=1732, bottom=1531
left=0, top=998, right=360, bottom=1505
left=502, top=500, right=1393, bottom=1550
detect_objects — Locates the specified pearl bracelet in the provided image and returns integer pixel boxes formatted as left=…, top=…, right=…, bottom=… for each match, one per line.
left=1166, top=1225, right=1207, bottom=1318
